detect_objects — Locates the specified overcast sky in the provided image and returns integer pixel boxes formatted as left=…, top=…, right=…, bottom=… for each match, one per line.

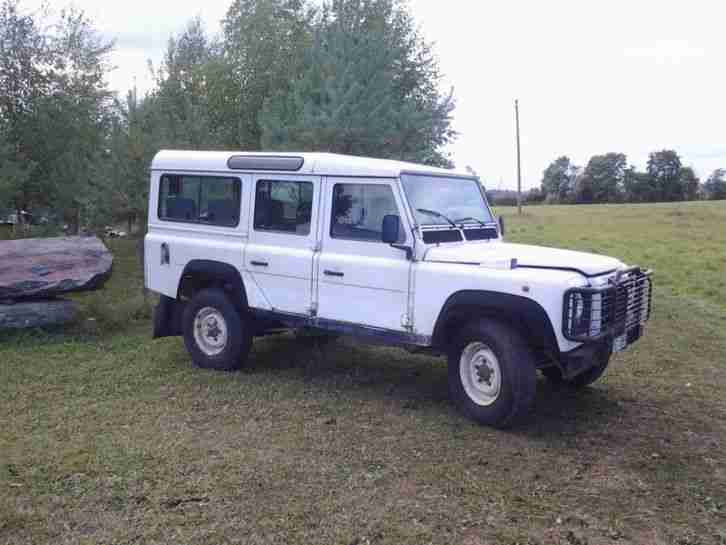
left=25, top=0, right=726, bottom=189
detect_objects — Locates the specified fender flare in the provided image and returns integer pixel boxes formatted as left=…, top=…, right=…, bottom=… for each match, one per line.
left=154, top=260, right=248, bottom=339
left=178, top=259, right=248, bottom=309
left=431, top=290, right=560, bottom=356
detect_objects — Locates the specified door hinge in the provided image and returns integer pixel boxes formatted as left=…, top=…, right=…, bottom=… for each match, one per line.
left=401, top=313, right=413, bottom=329
left=311, top=241, right=322, bottom=252
left=308, top=302, right=318, bottom=317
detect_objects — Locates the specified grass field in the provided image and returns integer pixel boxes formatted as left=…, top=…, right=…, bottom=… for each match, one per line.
left=1, top=202, right=725, bottom=545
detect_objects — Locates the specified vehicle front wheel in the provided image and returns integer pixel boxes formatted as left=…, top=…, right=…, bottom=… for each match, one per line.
left=448, top=318, right=537, bottom=428
left=182, top=288, right=252, bottom=371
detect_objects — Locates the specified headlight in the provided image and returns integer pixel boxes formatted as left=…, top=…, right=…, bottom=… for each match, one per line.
left=564, top=289, right=606, bottom=340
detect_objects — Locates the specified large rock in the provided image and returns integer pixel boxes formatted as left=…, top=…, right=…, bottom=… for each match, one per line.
left=0, top=236, right=113, bottom=299
left=0, top=299, right=77, bottom=329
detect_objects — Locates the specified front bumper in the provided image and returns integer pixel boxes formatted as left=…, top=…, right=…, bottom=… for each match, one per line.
left=559, top=340, right=611, bottom=379
left=562, top=266, right=653, bottom=344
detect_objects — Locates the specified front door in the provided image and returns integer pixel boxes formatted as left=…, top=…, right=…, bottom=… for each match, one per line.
left=245, top=175, right=320, bottom=315
left=316, top=178, right=411, bottom=331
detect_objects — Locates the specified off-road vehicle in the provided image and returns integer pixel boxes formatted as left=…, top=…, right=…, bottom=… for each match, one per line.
left=145, top=151, right=653, bottom=427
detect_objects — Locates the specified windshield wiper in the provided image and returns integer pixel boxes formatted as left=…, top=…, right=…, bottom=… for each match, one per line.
left=416, top=208, right=457, bottom=228
left=453, top=217, right=488, bottom=227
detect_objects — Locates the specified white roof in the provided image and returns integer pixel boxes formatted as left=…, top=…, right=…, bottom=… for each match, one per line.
left=151, top=150, right=471, bottom=179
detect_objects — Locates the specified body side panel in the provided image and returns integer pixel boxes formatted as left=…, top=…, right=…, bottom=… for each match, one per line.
left=413, top=262, right=584, bottom=353
left=144, top=171, right=253, bottom=307
left=316, top=176, right=412, bottom=331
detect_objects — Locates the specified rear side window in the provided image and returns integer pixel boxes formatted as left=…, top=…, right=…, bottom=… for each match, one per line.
left=331, top=183, right=403, bottom=242
left=159, top=175, right=241, bottom=227
left=254, top=180, right=314, bottom=235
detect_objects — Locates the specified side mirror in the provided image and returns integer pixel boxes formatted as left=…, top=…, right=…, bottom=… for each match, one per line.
left=498, top=216, right=505, bottom=237
left=381, top=214, right=400, bottom=244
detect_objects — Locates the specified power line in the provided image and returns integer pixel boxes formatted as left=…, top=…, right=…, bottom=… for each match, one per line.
left=515, top=99, right=522, bottom=215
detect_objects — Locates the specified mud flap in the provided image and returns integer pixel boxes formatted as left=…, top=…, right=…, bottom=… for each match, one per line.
left=153, top=295, right=183, bottom=339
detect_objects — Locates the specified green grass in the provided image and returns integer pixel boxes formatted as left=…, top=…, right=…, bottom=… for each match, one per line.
left=0, top=224, right=13, bottom=240
left=2, top=203, right=726, bottom=545
left=496, top=201, right=726, bottom=313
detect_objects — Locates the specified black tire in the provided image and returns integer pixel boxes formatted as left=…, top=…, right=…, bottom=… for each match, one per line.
left=541, top=346, right=611, bottom=388
left=182, top=288, right=252, bottom=371
left=447, top=318, right=537, bottom=428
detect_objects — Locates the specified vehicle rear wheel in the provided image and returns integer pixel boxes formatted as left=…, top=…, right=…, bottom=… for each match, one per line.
left=182, top=288, right=252, bottom=371
left=448, top=318, right=537, bottom=428
left=541, top=346, right=611, bottom=388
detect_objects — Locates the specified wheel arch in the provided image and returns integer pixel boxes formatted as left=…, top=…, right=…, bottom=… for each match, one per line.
left=177, top=259, right=248, bottom=310
left=431, top=290, right=560, bottom=358
left=154, top=260, right=248, bottom=340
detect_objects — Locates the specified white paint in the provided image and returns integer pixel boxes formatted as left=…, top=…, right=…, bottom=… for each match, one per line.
left=145, top=151, right=646, bottom=355
left=151, top=150, right=469, bottom=179
left=315, top=176, right=412, bottom=332
left=244, top=174, right=321, bottom=315
left=424, top=242, right=624, bottom=277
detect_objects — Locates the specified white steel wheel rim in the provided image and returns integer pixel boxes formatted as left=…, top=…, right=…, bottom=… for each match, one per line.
left=193, top=306, right=228, bottom=356
left=459, top=342, right=502, bottom=406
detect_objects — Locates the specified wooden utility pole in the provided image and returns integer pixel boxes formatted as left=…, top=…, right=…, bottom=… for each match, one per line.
left=515, top=99, right=522, bottom=215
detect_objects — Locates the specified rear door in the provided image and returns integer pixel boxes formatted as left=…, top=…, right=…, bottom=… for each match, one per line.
left=316, top=178, right=412, bottom=331
left=245, top=175, right=321, bottom=315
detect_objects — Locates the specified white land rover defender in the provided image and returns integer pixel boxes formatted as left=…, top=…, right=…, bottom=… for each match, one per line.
left=145, top=151, right=653, bottom=428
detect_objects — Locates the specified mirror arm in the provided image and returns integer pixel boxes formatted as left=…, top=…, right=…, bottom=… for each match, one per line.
left=390, top=243, right=413, bottom=260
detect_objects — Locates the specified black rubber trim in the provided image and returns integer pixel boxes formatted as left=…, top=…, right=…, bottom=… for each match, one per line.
left=158, top=174, right=242, bottom=227
left=178, top=260, right=248, bottom=309
left=425, top=260, right=481, bottom=266
left=249, top=308, right=431, bottom=347
left=515, top=264, right=616, bottom=279
left=431, top=290, right=560, bottom=356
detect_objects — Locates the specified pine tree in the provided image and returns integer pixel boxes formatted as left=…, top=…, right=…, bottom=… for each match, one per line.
left=259, top=0, right=455, bottom=166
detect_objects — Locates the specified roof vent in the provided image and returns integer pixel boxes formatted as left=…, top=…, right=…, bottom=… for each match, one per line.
left=227, top=155, right=304, bottom=171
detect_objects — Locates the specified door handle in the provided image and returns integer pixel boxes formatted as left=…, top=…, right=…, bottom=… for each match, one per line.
left=324, top=270, right=344, bottom=277
left=250, top=260, right=269, bottom=267
left=160, top=242, right=170, bottom=265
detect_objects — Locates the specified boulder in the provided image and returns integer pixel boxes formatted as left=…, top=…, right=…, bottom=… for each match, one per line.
left=0, top=299, right=77, bottom=329
left=0, top=236, right=113, bottom=299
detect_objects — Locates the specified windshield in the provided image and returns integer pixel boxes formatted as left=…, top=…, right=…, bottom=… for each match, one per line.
left=401, top=174, right=494, bottom=227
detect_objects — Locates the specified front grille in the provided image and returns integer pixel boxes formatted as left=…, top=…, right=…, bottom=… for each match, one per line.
left=563, top=268, right=652, bottom=342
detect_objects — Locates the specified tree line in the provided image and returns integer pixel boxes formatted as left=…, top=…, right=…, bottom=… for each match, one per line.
left=528, top=150, right=726, bottom=205
left=0, top=0, right=455, bottom=235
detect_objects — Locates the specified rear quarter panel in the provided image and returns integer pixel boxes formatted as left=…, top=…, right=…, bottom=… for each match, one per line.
left=144, top=171, right=270, bottom=310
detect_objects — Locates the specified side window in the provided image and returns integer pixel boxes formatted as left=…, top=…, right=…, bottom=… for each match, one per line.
left=331, top=183, right=403, bottom=242
left=159, top=175, right=241, bottom=227
left=254, top=180, right=313, bottom=235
